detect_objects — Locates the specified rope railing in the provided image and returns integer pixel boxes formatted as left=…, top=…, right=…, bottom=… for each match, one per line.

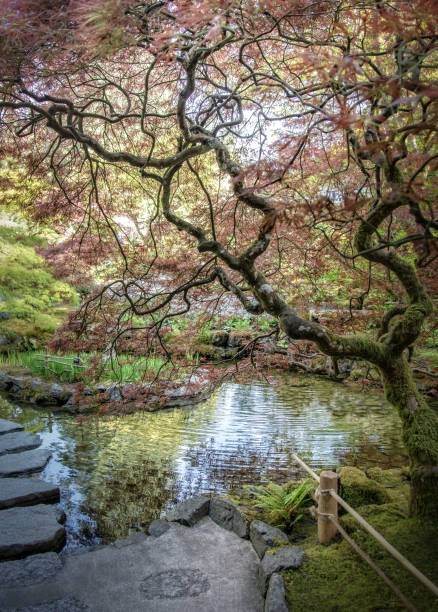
left=292, top=453, right=438, bottom=611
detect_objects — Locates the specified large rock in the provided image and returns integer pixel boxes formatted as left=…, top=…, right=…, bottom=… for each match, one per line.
left=0, top=431, right=42, bottom=455
left=165, top=495, right=210, bottom=526
left=258, top=547, right=305, bottom=595
left=0, top=372, right=14, bottom=392
left=250, top=520, right=289, bottom=559
left=0, top=478, right=60, bottom=509
left=264, top=573, right=288, bottom=612
left=209, top=497, right=249, bottom=538
left=49, top=383, right=71, bottom=404
left=0, top=449, right=51, bottom=477
left=0, top=504, right=66, bottom=560
left=105, top=384, right=123, bottom=402
left=0, top=418, right=23, bottom=435
left=0, top=552, right=62, bottom=587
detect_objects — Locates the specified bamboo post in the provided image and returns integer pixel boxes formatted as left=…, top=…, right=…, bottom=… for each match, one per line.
left=317, top=470, right=338, bottom=544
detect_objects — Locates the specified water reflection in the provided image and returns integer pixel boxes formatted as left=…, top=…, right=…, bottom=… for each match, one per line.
left=0, top=375, right=406, bottom=550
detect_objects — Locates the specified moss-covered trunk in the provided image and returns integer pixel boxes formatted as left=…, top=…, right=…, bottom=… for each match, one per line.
left=380, top=355, right=438, bottom=519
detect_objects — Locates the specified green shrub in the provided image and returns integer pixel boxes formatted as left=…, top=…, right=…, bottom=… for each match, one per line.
left=0, top=227, right=78, bottom=346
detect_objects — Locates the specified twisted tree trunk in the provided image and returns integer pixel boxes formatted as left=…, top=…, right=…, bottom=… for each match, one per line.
left=380, top=356, right=438, bottom=518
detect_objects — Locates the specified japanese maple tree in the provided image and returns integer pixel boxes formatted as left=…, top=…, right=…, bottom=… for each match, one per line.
left=0, top=0, right=437, bottom=516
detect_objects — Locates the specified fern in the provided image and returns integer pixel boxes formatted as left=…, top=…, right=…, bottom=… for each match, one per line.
left=248, top=479, right=315, bottom=530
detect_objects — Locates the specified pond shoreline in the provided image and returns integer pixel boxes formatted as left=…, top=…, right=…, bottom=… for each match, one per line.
left=0, top=368, right=215, bottom=414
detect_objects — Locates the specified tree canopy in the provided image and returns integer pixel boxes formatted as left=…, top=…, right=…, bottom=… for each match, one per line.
left=0, top=0, right=437, bottom=516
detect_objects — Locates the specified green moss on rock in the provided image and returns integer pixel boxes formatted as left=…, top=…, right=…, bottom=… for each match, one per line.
left=339, top=466, right=390, bottom=507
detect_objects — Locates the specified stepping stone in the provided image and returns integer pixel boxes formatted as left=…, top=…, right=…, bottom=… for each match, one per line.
left=0, top=449, right=51, bottom=477
left=0, top=419, right=24, bottom=436
left=0, top=478, right=60, bottom=509
left=0, top=552, right=62, bottom=587
left=0, top=431, right=42, bottom=455
left=0, top=504, right=66, bottom=560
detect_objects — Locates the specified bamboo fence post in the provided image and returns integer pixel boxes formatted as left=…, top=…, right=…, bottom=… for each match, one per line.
left=317, top=470, right=338, bottom=544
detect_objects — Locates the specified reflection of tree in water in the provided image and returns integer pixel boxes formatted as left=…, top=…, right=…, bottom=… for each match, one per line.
left=86, top=454, right=178, bottom=541
left=339, top=434, right=407, bottom=470
left=0, top=378, right=410, bottom=547
left=180, top=439, right=303, bottom=496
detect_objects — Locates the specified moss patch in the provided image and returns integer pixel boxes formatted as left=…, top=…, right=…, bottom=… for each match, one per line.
left=339, top=466, right=391, bottom=507
left=0, top=227, right=78, bottom=348
left=231, top=470, right=437, bottom=611
left=283, top=499, right=437, bottom=612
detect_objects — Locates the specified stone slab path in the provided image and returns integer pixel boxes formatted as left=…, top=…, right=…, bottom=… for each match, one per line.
left=0, top=448, right=51, bottom=478
left=0, top=517, right=264, bottom=612
left=0, top=419, right=273, bottom=611
left=0, top=478, right=60, bottom=510
left=0, top=418, right=64, bottom=563
left=0, top=420, right=23, bottom=436
left=0, top=505, right=66, bottom=561
left=0, top=432, right=42, bottom=456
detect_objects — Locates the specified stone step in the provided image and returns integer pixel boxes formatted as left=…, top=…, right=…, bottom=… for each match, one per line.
left=0, top=431, right=42, bottom=456
left=0, top=478, right=60, bottom=510
left=0, top=448, right=51, bottom=478
left=0, top=418, right=24, bottom=436
left=0, top=504, right=66, bottom=560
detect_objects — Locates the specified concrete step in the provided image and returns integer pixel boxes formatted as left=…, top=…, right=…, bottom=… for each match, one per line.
left=0, top=477, right=60, bottom=510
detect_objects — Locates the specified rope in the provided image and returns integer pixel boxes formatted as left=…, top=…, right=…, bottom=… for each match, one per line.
left=329, top=489, right=438, bottom=598
left=292, top=453, right=321, bottom=482
left=292, top=453, right=438, bottom=600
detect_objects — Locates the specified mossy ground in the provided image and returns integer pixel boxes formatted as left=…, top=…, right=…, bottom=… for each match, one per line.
left=0, top=225, right=78, bottom=349
left=231, top=469, right=438, bottom=612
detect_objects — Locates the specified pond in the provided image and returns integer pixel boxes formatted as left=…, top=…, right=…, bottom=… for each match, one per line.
left=0, top=375, right=407, bottom=552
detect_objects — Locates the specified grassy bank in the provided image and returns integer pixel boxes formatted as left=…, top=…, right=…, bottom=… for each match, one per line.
left=230, top=468, right=438, bottom=611
left=0, top=351, right=168, bottom=384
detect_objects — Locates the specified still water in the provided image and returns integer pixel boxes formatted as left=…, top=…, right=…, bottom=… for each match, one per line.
left=0, top=376, right=406, bottom=551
